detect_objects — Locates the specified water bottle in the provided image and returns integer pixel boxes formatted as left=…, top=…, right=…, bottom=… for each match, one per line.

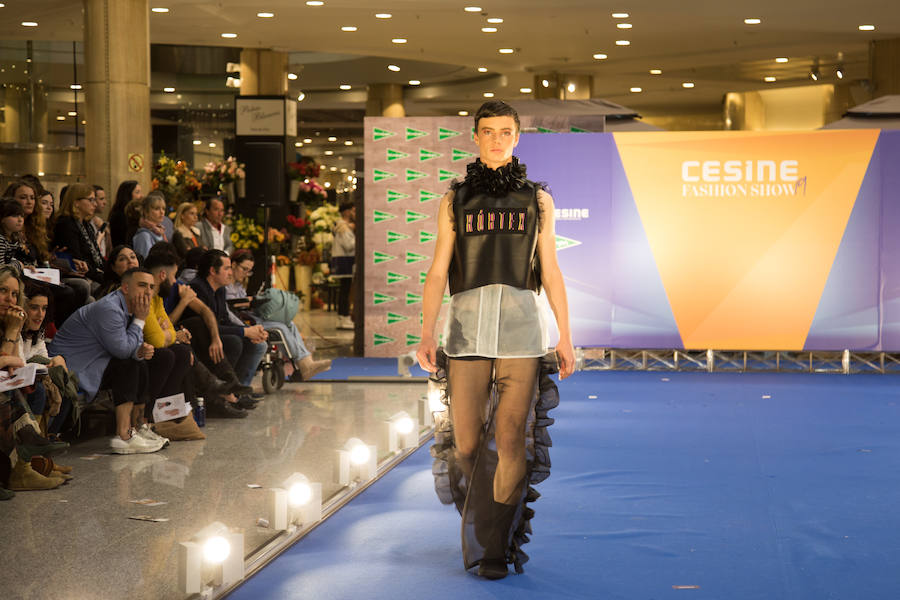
left=195, top=397, right=206, bottom=428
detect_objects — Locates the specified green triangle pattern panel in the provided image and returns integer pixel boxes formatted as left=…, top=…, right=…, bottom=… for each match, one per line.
left=364, top=116, right=477, bottom=356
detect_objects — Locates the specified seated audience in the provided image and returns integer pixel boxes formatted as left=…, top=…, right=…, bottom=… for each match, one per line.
left=228, top=249, right=331, bottom=381
left=109, top=180, right=141, bottom=248
left=95, top=244, right=140, bottom=298
left=52, top=184, right=105, bottom=288
left=197, top=197, right=233, bottom=253
left=91, top=185, right=112, bottom=259
left=132, top=191, right=168, bottom=259
left=172, top=201, right=202, bottom=258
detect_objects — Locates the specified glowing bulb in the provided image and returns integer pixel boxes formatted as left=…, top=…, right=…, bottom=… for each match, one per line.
left=163, top=87, right=175, bottom=92
left=297, top=92, right=306, bottom=101
left=408, top=80, right=421, bottom=85
left=541, top=79, right=550, bottom=87
left=682, top=82, right=695, bottom=88
left=593, top=53, right=608, bottom=60
left=375, top=13, right=392, bottom=18
left=615, top=40, right=630, bottom=46
left=257, top=12, right=274, bottom=18
left=288, top=73, right=298, bottom=80
left=151, top=7, right=169, bottom=13
left=775, top=57, right=789, bottom=63
left=483, top=91, right=494, bottom=97
left=458, top=110, right=469, bottom=116
left=221, top=32, right=237, bottom=38
left=477, top=67, right=488, bottom=72
left=617, top=23, right=632, bottom=29
left=192, top=140, right=201, bottom=145
left=498, top=48, right=514, bottom=54
left=744, top=18, right=761, bottom=25
left=387, top=64, right=401, bottom=72
left=519, top=87, right=532, bottom=93
left=394, top=417, right=414, bottom=435
left=327, top=136, right=337, bottom=141
left=612, top=12, right=629, bottom=18
left=203, top=536, right=230, bottom=564
left=487, top=18, right=503, bottom=24
left=288, top=482, right=312, bottom=506
left=630, top=87, right=642, bottom=93
left=858, top=25, right=875, bottom=31
left=392, top=38, right=407, bottom=44
left=339, top=84, right=351, bottom=90
left=764, top=76, right=776, bottom=82
left=349, top=442, right=370, bottom=465
left=566, top=83, right=576, bottom=93
left=649, top=69, right=662, bottom=74
left=482, top=27, right=497, bottom=33
left=464, top=6, right=482, bottom=12
left=341, top=26, right=357, bottom=32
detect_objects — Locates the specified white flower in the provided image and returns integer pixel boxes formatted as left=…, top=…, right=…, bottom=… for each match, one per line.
left=166, top=175, right=178, bottom=186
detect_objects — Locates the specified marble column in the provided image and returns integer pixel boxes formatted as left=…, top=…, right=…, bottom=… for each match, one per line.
left=366, top=83, right=405, bottom=117
left=870, top=38, right=900, bottom=97
left=239, top=49, right=288, bottom=96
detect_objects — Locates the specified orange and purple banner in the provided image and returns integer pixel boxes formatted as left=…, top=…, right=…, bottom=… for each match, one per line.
left=517, top=129, right=900, bottom=351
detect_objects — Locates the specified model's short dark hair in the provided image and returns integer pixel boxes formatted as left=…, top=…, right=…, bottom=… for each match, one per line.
left=143, top=246, right=180, bottom=272
left=199, top=249, right=229, bottom=279
left=121, top=266, right=153, bottom=283
left=474, top=100, right=520, bottom=133
left=0, top=197, right=26, bottom=220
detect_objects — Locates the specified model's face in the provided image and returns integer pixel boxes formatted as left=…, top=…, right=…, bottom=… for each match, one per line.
left=39, top=194, right=53, bottom=220
left=25, top=295, right=48, bottom=331
left=206, top=199, right=224, bottom=226
left=1, top=214, right=24, bottom=236
left=113, top=248, right=139, bottom=276
left=473, top=115, right=519, bottom=169
left=14, top=185, right=35, bottom=215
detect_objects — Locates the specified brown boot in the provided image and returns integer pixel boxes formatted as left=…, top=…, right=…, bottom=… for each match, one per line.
left=8, top=460, right=65, bottom=491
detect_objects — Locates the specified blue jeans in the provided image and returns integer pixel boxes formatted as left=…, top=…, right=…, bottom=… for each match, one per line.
left=222, top=334, right=267, bottom=387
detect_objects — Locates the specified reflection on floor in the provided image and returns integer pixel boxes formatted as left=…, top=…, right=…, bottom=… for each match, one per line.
left=3, top=309, right=428, bottom=600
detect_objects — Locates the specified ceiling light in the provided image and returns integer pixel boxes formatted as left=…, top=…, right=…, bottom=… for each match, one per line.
left=70, top=83, right=82, bottom=90
left=617, top=23, right=632, bottom=29
left=464, top=6, right=482, bottom=12
left=288, top=73, right=298, bottom=80
left=630, top=87, right=642, bottom=93
left=341, top=168, right=348, bottom=173
left=162, top=87, right=175, bottom=93
left=151, top=7, right=169, bottom=13
left=56, top=115, right=65, bottom=121
left=21, top=21, right=38, bottom=27
left=682, top=82, right=695, bottom=88
left=408, top=79, right=421, bottom=85
left=324, top=182, right=332, bottom=188
left=306, top=1, right=324, bottom=5
left=193, top=140, right=201, bottom=145
left=324, top=150, right=334, bottom=155
left=775, top=57, right=789, bottom=63
left=483, top=92, right=494, bottom=97
left=809, top=67, right=820, bottom=81
left=615, top=40, right=630, bottom=46
left=487, top=18, right=503, bottom=24
left=257, top=12, right=274, bottom=18
left=858, top=25, right=875, bottom=31
left=649, top=69, right=662, bottom=74
left=593, top=53, right=608, bottom=60
left=375, top=13, right=392, bottom=18
left=477, top=67, right=488, bottom=72
left=330, top=166, right=337, bottom=171
left=836, top=67, right=844, bottom=79
left=387, top=64, right=400, bottom=71
left=392, top=38, right=407, bottom=43
left=764, top=76, right=776, bottom=82
left=458, top=110, right=469, bottom=116
left=295, top=142, right=302, bottom=147
left=566, top=83, right=576, bottom=93
left=482, top=27, right=497, bottom=33
left=344, top=140, right=353, bottom=145
left=498, top=48, right=514, bottom=54
left=303, top=138, right=312, bottom=143
left=744, top=18, right=761, bottom=25
left=67, top=110, right=77, bottom=116
left=541, top=79, right=550, bottom=87
left=339, top=84, right=351, bottom=90
left=341, top=26, right=358, bottom=32
left=297, top=92, right=306, bottom=101
left=221, top=32, right=237, bottom=38
left=612, top=12, right=629, bottom=18
left=209, top=142, right=217, bottom=148
left=519, top=87, right=532, bottom=93
left=328, top=136, right=337, bottom=141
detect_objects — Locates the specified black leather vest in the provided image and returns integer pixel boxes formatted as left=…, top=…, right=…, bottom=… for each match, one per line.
left=448, top=181, right=541, bottom=295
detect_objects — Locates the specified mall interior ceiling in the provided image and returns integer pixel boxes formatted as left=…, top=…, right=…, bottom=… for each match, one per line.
left=0, top=0, right=896, bottom=164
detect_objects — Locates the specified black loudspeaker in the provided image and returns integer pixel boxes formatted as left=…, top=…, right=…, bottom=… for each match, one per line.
left=243, top=141, right=285, bottom=207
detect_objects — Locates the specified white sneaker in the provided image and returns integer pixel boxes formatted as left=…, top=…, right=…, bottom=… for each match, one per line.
left=110, top=432, right=164, bottom=455
left=337, top=316, right=354, bottom=330
left=137, top=423, right=170, bottom=448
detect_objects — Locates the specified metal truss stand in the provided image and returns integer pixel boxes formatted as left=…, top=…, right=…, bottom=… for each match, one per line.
left=578, top=348, right=900, bottom=375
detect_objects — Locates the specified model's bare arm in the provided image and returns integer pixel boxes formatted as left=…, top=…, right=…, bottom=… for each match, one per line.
left=417, top=191, right=456, bottom=372
left=536, top=190, right=575, bottom=379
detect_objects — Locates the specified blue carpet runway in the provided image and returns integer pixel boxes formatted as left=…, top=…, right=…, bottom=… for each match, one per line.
left=231, top=371, right=900, bottom=600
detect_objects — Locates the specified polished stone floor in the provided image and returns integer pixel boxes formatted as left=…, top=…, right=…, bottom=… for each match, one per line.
left=2, top=310, right=425, bottom=600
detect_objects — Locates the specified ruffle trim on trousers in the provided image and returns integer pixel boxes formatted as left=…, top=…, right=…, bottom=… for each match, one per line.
left=429, top=349, right=560, bottom=574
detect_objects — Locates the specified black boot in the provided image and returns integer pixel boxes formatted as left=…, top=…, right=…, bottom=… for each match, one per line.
left=192, top=362, right=235, bottom=397
left=477, top=501, right=517, bottom=580
left=15, top=425, right=69, bottom=459
left=208, top=361, right=253, bottom=396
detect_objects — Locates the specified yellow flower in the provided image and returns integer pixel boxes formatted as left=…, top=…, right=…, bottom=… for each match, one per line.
left=230, top=233, right=239, bottom=242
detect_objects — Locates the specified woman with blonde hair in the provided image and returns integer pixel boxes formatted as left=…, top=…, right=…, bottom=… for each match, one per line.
left=132, top=191, right=167, bottom=259
left=172, top=201, right=202, bottom=258
left=52, top=183, right=105, bottom=286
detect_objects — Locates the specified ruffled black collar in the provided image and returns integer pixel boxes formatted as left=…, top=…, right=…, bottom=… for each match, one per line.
left=461, top=157, right=528, bottom=197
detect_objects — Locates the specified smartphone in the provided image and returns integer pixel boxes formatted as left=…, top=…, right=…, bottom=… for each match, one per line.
left=99, top=222, right=108, bottom=233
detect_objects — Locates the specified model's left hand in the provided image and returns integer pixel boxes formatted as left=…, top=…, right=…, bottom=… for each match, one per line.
left=555, top=340, right=575, bottom=380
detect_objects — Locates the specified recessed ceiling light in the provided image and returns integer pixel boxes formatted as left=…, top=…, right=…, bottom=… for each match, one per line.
left=519, top=87, right=532, bottom=93
left=615, top=40, right=630, bottom=46
left=744, top=18, right=761, bottom=25
left=630, top=87, right=642, bottom=93
left=341, top=26, right=358, bottom=32
left=464, top=6, right=482, bottom=12
left=330, top=167, right=337, bottom=171
left=541, top=79, right=550, bottom=87
left=477, top=66, right=488, bottom=72
left=341, top=168, right=348, bottom=173
left=482, top=27, right=497, bottom=33
left=339, top=84, right=352, bottom=90
left=163, top=87, right=175, bottom=92
left=392, top=38, right=407, bottom=43
left=387, top=64, right=401, bottom=71
left=408, top=79, right=421, bottom=85
left=328, top=136, right=337, bottom=141
left=682, top=82, right=695, bottom=88
left=764, top=76, right=776, bottom=82
left=192, top=140, right=201, bottom=145
left=306, top=1, right=324, bottom=5
left=221, top=32, right=237, bottom=38
left=151, top=7, right=169, bottom=13
left=375, top=13, right=392, bottom=18
left=295, top=142, right=302, bottom=147
left=21, top=21, right=38, bottom=27
left=458, top=110, right=469, bottom=116
left=324, top=150, right=334, bottom=155
left=70, top=83, right=82, bottom=90
left=566, top=83, right=576, bottom=93
left=487, top=18, right=503, bottom=24
left=67, top=110, right=77, bottom=116
left=483, top=92, right=494, bottom=97
left=498, top=48, right=514, bottom=54
left=297, top=92, right=306, bottom=101
left=593, top=53, right=608, bottom=60
left=649, top=69, right=662, bottom=74
left=836, top=68, right=844, bottom=79
left=344, top=140, right=353, bottom=145
left=858, top=24, right=875, bottom=31
left=303, top=138, right=312, bottom=143
left=257, top=12, right=274, bottom=18
left=617, top=23, right=632, bottom=29
left=288, top=73, right=298, bottom=80
left=775, top=57, right=789, bottom=63
left=209, top=142, right=217, bottom=148
left=56, top=115, right=66, bottom=121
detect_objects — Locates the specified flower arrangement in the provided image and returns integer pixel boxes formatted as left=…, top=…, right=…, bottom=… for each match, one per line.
left=288, top=157, right=321, bottom=181
left=275, top=254, right=292, bottom=266
left=152, top=151, right=202, bottom=200
left=308, top=203, right=340, bottom=250
left=228, top=215, right=264, bottom=250
left=286, top=213, right=309, bottom=237
left=202, top=156, right=246, bottom=193
left=295, top=247, right=320, bottom=266
left=267, top=227, right=288, bottom=255
left=296, top=180, right=328, bottom=207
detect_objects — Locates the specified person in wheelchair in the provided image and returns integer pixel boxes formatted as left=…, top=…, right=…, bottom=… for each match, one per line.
left=226, top=250, right=331, bottom=382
